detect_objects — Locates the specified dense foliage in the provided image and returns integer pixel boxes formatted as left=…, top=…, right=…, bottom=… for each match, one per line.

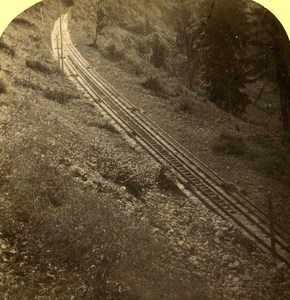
left=173, top=0, right=290, bottom=129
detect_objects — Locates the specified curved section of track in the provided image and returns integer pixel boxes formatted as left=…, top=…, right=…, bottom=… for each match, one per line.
left=51, top=13, right=290, bottom=266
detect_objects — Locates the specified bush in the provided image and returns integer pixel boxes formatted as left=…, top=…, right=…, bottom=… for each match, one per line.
left=176, top=96, right=194, bottom=113
left=252, top=150, right=290, bottom=182
left=14, top=78, right=42, bottom=91
left=44, top=88, right=79, bottom=104
left=0, top=80, right=7, bottom=94
left=104, top=43, right=125, bottom=62
left=0, top=40, right=15, bottom=56
left=12, top=17, right=34, bottom=27
left=96, top=120, right=120, bottom=134
left=212, top=130, right=246, bottom=156
left=123, top=58, right=143, bottom=76
left=127, top=21, right=145, bottom=35
left=26, top=59, right=52, bottom=74
left=141, top=76, right=166, bottom=97
left=150, top=34, right=167, bottom=69
left=137, top=40, right=151, bottom=56
left=62, top=0, right=75, bottom=6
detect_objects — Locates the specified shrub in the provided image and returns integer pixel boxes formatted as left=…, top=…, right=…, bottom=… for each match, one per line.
left=156, top=165, right=181, bottom=194
left=127, top=21, right=145, bottom=35
left=14, top=78, right=42, bottom=91
left=212, top=130, right=246, bottom=156
left=176, top=96, right=194, bottom=113
left=96, top=121, right=120, bottom=134
left=104, top=43, right=125, bottom=62
left=44, top=88, right=79, bottom=104
left=0, top=80, right=7, bottom=94
left=0, top=40, right=15, bottom=56
left=141, top=76, right=166, bottom=97
left=137, top=40, right=150, bottom=56
left=26, top=59, right=52, bottom=74
left=124, top=58, right=143, bottom=76
left=150, top=34, right=167, bottom=69
left=252, top=150, right=290, bottom=182
left=12, top=17, right=34, bottom=27
left=62, top=0, right=75, bottom=6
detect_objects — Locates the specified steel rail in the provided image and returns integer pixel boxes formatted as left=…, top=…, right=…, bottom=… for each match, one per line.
left=51, top=14, right=290, bottom=266
left=61, top=24, right=290, bottom=242
left=63, top=34, right=290, bottom=247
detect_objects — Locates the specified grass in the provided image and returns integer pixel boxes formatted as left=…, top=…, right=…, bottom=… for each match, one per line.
left=0, top=1, right=211, bottom=299
left=251, top=148, right=290, bottom=183
left=0, top=151, right=205, bottom=299
left=212, top=130, right=290, bottom=185
left=212, top=130, right=246, bottom=156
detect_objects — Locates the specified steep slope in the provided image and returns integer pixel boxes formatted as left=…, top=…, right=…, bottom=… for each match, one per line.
left=0, top=1, right=290, bottom=299
left=69, top=0, right=290, bottom=231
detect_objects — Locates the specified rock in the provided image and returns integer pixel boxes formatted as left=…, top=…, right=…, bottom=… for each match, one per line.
left=152, top=227, right=159, bottom=234
left=178, top=240, right=185, bottom=247
left=120, top=186, right=126, bottom=193
left=229, top=261, right=241, bottom=270
left=215, top=230, right=225, bottom=239
left=214, top=237, right=221, bottom=244
left=276, top=262, right=286, bottom=270
left=222, top=255, right=231, bottom=261
left=236, top=292, right=246, bottom=299
left=189, top=255, right=200, bottom=268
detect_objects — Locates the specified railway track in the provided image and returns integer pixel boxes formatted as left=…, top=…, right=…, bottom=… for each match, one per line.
left=51, top=13, right=290, bottom=266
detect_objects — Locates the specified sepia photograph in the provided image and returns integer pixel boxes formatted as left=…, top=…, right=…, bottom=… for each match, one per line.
left=0, top=0, right=290, bottom=299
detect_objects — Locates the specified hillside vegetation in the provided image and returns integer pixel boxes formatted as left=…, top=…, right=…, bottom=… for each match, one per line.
left=0, top=0, right=290, bottom=299
left=70, top=0, right=290, bottom=229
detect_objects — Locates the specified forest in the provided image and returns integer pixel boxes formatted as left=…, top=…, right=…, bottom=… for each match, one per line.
left=76, top=0, right=290, bottom=134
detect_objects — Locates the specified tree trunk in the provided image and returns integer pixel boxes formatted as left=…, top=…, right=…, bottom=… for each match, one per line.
left=276, top=51, right=290, bottom=133
left=93, top=27, right=98, bottom=47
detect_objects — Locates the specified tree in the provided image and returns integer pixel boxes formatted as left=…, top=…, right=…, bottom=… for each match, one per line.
left=150, top=34, right=167, bottom=69
left=93, top=1, right=107, bottom=47
left=241, top=3, right=290, bottom=133
left=174, top=0, right=196, bottom=89
left=201, top=0, right=251, bottom=115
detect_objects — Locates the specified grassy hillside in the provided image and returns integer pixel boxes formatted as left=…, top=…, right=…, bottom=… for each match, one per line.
left=0, top=0, right=290, bottom=299
left=69, top=0, right=290, bottom=229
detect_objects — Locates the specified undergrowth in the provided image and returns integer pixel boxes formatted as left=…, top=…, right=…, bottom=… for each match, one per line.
left=141, top=75, right=166, bottom=98
left=44, top=87, right=79, bottom=104
left=212, top=130, right=290, bottom=184
left=103, top=43, right=125, bottom=62
left=14, top=78, right=42, bottom=91
left=212, top=130, right=246, bottom=156
left=0, top=150, right=204, bottom=299
left=25, top=59, right=52, bottom=75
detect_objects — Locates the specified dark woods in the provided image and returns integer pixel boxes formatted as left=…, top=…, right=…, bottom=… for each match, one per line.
left=173, top=0, right=290, bottom=132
